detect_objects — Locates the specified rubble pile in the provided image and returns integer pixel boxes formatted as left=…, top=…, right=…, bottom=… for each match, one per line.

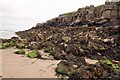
left=1, top=1, right=120, bottom=79
left=16, top=26, right=120, bottom=61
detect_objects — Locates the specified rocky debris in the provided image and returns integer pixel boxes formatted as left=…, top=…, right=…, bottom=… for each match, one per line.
left=55, top=61, right=76, bottom=76
left=16, top=26, right=120, bottom=61
left=68, top=59, right=120, bottom=79
left=55, top=59, right=120, bottom=79
left=38, top=49, right=54, bottom=60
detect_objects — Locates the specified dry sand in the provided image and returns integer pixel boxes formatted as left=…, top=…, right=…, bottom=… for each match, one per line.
left=2, top=48, right=61, bottom=78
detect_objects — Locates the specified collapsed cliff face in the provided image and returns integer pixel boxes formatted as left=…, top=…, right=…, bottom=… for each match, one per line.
left=16, top=1, right=120, bottom=61
left=34, top=1, right=120, bottom=28
left=14, top=1, right=120, bottom=79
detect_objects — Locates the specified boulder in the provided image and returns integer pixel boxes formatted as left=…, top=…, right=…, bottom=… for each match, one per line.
left=55, top=61, right=76, bottom=76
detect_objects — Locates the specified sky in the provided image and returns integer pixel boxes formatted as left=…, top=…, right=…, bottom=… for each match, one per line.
left=0, top=0, right=105, bottom=31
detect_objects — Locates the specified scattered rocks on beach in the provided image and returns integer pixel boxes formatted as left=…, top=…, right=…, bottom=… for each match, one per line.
left=15, top=26, right=120, bottom=61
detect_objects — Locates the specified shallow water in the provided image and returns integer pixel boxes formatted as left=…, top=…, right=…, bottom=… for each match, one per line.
left=0, top=31, right=18, bottom=39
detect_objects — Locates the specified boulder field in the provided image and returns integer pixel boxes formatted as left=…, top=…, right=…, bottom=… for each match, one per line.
left=2, top=1, right=120, bottom=79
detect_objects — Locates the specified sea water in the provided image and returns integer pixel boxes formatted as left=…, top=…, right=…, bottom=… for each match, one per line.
left=0, top=30, right=18, bottom=39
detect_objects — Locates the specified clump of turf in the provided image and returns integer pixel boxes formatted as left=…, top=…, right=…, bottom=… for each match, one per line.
left=44, top=48, right=53, bottom=56
left=0, top=42, right=11, bottom=49
left=14, top=49, right=25, bottom=54
left=27, top=50, right=40, bottom=58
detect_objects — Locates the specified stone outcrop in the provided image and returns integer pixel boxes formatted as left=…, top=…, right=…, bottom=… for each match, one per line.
left=34, top=1, right=120, bottom=28
left=15, top=1, right=120, bottom=62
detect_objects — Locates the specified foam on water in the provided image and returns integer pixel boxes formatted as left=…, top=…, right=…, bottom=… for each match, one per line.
left=0, top=30, right=18, bottom=39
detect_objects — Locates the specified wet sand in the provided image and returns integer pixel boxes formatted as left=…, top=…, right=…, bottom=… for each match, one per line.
left=2, top=48, right=60, bottom=78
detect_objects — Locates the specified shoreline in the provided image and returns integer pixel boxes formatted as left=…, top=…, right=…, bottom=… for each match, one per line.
left=0, top=31, right=18, bottom=39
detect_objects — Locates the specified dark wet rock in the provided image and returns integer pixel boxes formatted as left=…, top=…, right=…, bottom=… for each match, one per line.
left=16, top=26, right=120, bottom=61
left=68, top=60, right=120, bottom=79
left=16, top=43, right=26, bottom=49
left=55, top=61, right=76, bottom=76
left=52, top=47, right=66, bottom=60
left=95, top=18, right=109, bottom=26
left=11, top=37, right=20, bottom=43
left=28, top=41, right=40, bottom=50
left=88, top=41, right=107, bottom=51
left=15, top=39, right=29, bottom=49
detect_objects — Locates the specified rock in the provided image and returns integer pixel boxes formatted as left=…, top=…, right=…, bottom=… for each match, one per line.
left=16, top=43, right=26, bottom=49
left=38, top=50, right=54, bottom=60
left=55, top=61, right=76, bottom=76
left=68, top=59, right=120, bottom=79
left=16, top=25, right=120, bottom=61
left=52, top=47, right=66, bottom=60
left=79, top=36, right=88, bottom=43
left=95, top=19, right=109, bottom=25
left=11, top=37, right=20, bottom=42
left=13, top=1, right=119, bottom=28
left=28, top=41, right=40, bottom=50
left=103, top=38, right=114, bottom=44
left=88, top=41, right=107, bottom=51
left=62, top=36, right=71, bottom=42
left=43, top=48, right=54, bottom=56
left=85, top=58, right=98, bottom=64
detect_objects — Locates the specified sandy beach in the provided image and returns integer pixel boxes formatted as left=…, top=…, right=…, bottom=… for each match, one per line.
left=2, top=48, right=61, bottom=78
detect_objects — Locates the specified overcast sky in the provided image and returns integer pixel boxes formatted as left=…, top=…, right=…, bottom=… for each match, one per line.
left=0, top=0, right=105, bottom=31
